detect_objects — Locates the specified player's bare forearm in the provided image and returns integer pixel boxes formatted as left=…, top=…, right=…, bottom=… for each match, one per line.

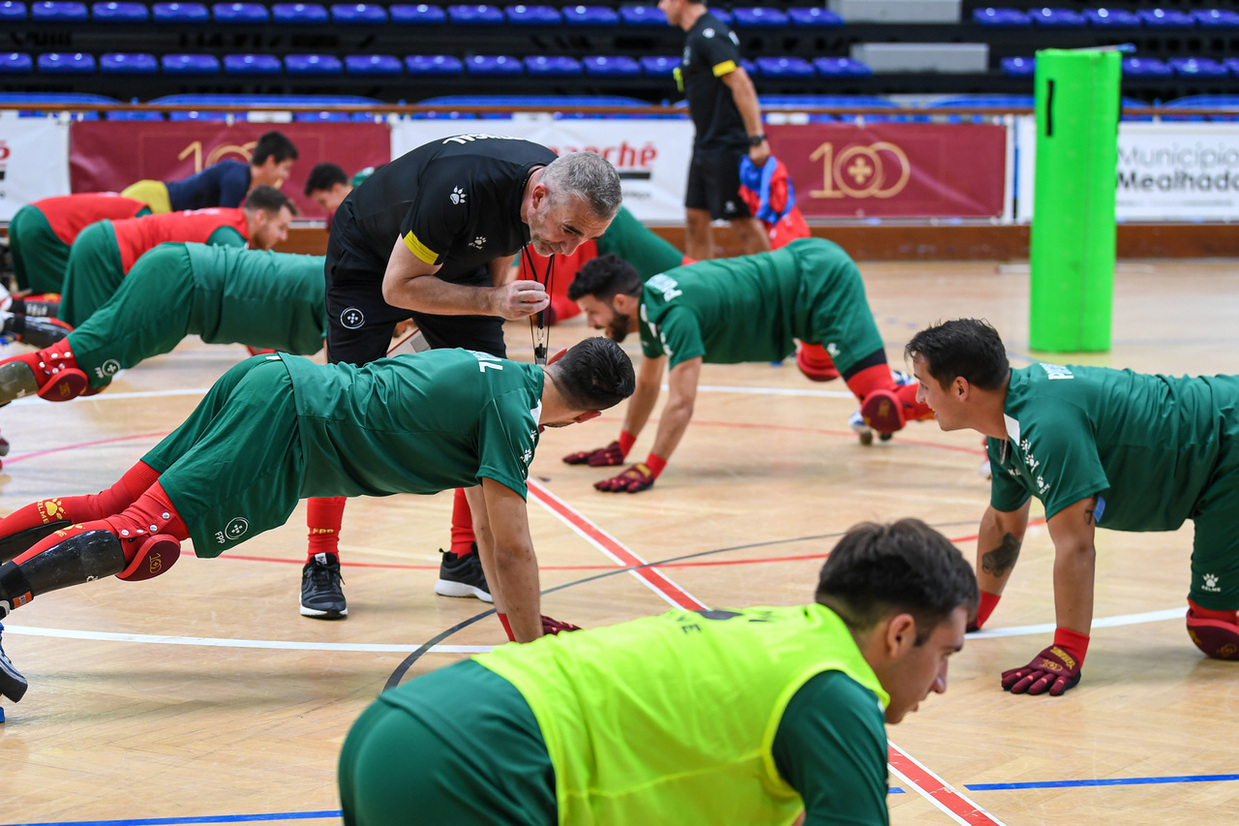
left=649, top=358, right=701, bottom=461
left=976, top=502, right=1030, bottom=596
left=723, top=68, right=764, bottom=138
left=481, top=478, right=543, bottom=642
left=1047, top=497, right=1100, bottom=636
left=621, top=356, right=666, bottom=439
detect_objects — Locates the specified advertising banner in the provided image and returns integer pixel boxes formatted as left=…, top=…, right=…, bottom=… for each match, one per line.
left=0, top=114, right=72, bottom=221
left=69, top=121, right=392, bottom=221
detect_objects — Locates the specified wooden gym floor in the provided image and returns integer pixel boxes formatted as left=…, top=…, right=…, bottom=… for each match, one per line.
left=1, top=258, right=1237, bottom=825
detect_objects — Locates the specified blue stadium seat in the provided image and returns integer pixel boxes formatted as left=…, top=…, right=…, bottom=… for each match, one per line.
left=505, top=4, right=558, bottom=25
left=37, top=52, right=95, bottom=72
left=764, top=94, right=896, bottom=110
left=0, top=1, right=26, bottom=20
left=1227, top=59, right=1239, bottom=76
left=294, top=111, right=351, bottom=122
left=639, top=56, right=678, bottom=77
left=273, top=3, right=328, bottom=23
left=153, top=2, right=208, bottom=22
left=1194, top=9, right=1239, bottom=28
left=0, top=52, right=32, bottom=72
left=162, top=54, right=221, bottom=74
left=732, top=7, right=786, bottom=29
left=973, top=7, right=1030, bottom=27
left=1000, top=56, right=1034, bottom=77
left=92, top=1, right=146, bottom=20
left=464, top=54, right=522, bottom=76
left=562, top=4, right=616, bottom=26
left=524, top=55, right=582, bottom=76
left=814, top=57, right=872, bottom=77
left=710, top=8, right=729, bottom=25
left=169, top=111, right=229, bottom=121
left=447, top=4, right=502, bottom=24
left=1137, top=9, right=1195, bottom=28
left=212, top=2, right=267, bottom=23
left=345, top=54, right=402, bottom=75
left=1029, top=8, right=1085, bottom=28
left=787, top=7, right=842, bottom=28
left=1170, top=57, right=1228, bottom=78
left=619, top=4, right=664, bottom=26
left=100, top=52, right=158, bottom=73
left=755, top=56, right=814, bottom=79
left=285, top=54, right=343, bottom=74
left=583, top=55, right=640, bottom=77
left=390, top=3, right=445, bottom=24
left=108, top=110, right=165, bottom=120
left=1084, top=8, right=1139, bottom=27
left=31, top=1, right=87, bottom=20
left=1121, top=57, right=1173, bottom=77
left=929, top=95, right=1034, bottom=109
left=332, top=3, right=386, bottom=23
left=405, top=54, right=463, bottom=75
left=224, top=54, right=283, bottom=74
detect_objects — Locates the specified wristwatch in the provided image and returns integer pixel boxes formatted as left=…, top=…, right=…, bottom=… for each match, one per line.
left=748, top=134, right=767, bottom=146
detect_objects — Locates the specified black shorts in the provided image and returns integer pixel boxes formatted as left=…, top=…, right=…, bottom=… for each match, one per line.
left=685, top=146, right=754, bottom=221
left=324, top=234, right=506, bottom=366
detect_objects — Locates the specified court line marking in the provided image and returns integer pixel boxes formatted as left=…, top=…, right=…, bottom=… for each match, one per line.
left=3, top=813, right=340, bottom=826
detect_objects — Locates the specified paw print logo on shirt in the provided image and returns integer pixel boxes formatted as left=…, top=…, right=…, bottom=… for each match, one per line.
left=470, top=236, right=486, bottom=249
left=450, top=186, right=467, bottom=205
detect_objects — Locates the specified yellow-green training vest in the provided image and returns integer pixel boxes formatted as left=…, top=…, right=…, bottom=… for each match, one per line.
left=476, top=604, right=889, bottom=826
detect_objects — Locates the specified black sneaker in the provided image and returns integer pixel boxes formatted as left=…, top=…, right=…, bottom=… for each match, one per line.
left=0, top=620, right=29, bottom=703
left=434, top=546, right=493, bottom=603
left=300, top=552, right=347, bottom=619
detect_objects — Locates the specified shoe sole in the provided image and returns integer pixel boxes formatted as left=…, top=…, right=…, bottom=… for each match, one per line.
left=860, top=389, right=905, bottom=435
left=0, top=653, right=28, bottom=703
left=300, top=603, right=348, bottom=619
left=434, top=579, right=495, bottom=604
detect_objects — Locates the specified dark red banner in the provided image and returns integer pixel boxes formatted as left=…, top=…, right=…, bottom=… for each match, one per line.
left=768, top=122, right=1006, bottom=219
left=69, top=121, right=391, bottom=221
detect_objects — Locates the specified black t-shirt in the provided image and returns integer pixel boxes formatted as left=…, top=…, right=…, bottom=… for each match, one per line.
left=333, top=135, right=556, bottom=284
left=680, top=12, right=748, bottom=152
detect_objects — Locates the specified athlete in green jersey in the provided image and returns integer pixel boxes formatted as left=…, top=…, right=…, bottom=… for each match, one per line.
left=564, top=238, right=933, bottom=492
left=337, top=518, right=976, bottom=825
left=0, top=243, right=327, bottom=408
left=0, top=338, right=635, bottom=704
left=907, top=318, right=1239, bottom=697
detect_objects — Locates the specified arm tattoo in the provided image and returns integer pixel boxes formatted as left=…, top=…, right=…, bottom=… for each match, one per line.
left=981, top=533, right=1022, bottom=577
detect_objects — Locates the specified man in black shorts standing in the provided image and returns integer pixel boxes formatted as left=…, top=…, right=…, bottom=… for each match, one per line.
left=299, top=136, right=622, bottom=621
left=660, top=0, right=771, bottom=260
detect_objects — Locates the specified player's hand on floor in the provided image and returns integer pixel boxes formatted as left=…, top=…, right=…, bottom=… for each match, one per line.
left=594, top=463, right=655, bottom=493
left=563, top=441, right=624, bottom=467
left=1001, top=645, right=1082, bottom=696
left=541, top=615, right=582, bottom=636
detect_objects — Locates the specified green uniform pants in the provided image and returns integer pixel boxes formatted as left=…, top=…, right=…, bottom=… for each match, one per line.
left=7, top=206, right=70, bottom=294
left=796, top=239, right=886, bottom=375
left=58, top=221, right=125, bottom=328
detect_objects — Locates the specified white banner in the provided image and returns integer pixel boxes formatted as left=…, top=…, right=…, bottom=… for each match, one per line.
left=0, top=113, right=71, bottom=221
left=1015, top=117, right=1239, bottom=222
left=391, top=115, right=694, bottom=222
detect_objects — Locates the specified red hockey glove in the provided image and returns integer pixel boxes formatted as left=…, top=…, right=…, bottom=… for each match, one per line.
left=563, top=440, right=626, bottom=467
left=595, top=462, right=656, bottom=493
left=541, top=615, right=582, bottom=636
left=1001, top=630, right=1088, bottom=696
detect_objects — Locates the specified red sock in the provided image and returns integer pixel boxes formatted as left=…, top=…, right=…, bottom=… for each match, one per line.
left=845, top=363, right=896, bottom=404
left=307, top=496, right=346, bottom=561
left=976, top=590, right=1001, bottom=628
left=497, top=612, right=515, bottom=641
left=0, top=461, right=160, bottom=535
left=450, top=488, right=475, bottom=556
left=1188, top=598, right=1239, bottom=624
left=1052, top=627, right=1090, bottom=666
left=798, top=343, right=835, bottom=369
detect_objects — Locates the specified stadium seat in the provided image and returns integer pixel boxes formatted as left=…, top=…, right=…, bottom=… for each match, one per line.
left=1000, top=56, right=1034, bottom=77
left=929, top=95, right=1034, bottom=109
left=294, top=111, right=351, bottom=122
left=755, top=56, right=814, bottom=79
left=731, top=7, right=787, bottom=29
left=345, top=54, right=402, bottom=74
left=273, top=3, right=328, bottom=23
left=92, top=1, right=146, bottom=20
left=169, top=111, right=229, bottom=121
left=405, top=54, right=463, bottom=75
left=224, top=54, right=283, bottom=74
left=1121, top=57, right=1173, bottom=77
left=524, top=55, right=582, bottom=76
left=711, top=8, right=729, bottom=25
left=1194, top=9, right=1239, bottom=28
left=619, top=4, right=665, bottom=26
left=639, top=56, right=679, bottom=77
left=212, top=2, right=267, bottom=23
left=562, top=5, right=616, bottom=26
left=464, top=54, right=522, bottom=75
left=390, top=3, right=445, bottom=24
left=814, top=57, right=873, bottom=77
left=1170, top=57, right=1228, bottom=78
left=447, top=3, right=502, bottom=24
left=1084, top=8, right=1139, bottom=28
left=0, top=1, right=26, bottom=20
left=0, top=52, right=33, bottom=72
left=37, top=52, right=95, bottom=72
left=332, top=3, right=386, bottom=23
left=285, top=54, right=343, bottom=74
left=505, top=4, right=558, bottom=25
left=108, top=110, right=165, bottom=120
left=1137, top=9, right=1195, bottom=28
left=100, top=52, right=158, bottom=73
left=1227, top=59, right=1239, bottom=76
left=161, top=54, right=221, bottom=74
left=152, top=2, right=208, bottom=22
left=583, top=55, right=640, bottom=77
left=1028, top=8, right=1086, bottom=28
left=31, top=1, right=87, bottom=20
left=973, top=8, right=1030, bottom=27
left=787, top=7, right=843, bottom=28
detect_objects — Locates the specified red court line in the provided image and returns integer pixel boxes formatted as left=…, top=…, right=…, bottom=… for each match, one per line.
left=2, top=431, right=169, bottom=464
left=889, top=745, right=1007, bottom=825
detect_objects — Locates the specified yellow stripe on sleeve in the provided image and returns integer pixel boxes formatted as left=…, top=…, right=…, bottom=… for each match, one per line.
left=402, top=231, right=440, bottom=265
left=712, top=59, right=737, bottom=77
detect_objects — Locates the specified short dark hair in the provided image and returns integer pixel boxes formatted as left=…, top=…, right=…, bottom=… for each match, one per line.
left=905, top=318, right=1010, bottom=392
left=304, top=162, right=347, bottom=196
left=244, top=185, right=299, bottom=216
left=567, top=253, right=643, bottom=303
left=547, top=336, right=636, bottom=411
left=251, top=131, right=299, bottom=166
left=816, top=519, right=978, bottom=645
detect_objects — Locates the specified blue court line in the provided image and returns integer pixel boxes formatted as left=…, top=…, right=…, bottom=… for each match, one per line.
left=5, top=813, right=340, bottom=826
left=966, top=772, right=1239, bottom=791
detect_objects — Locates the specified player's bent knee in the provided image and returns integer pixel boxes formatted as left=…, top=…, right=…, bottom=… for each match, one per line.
left=116, top=534, right=182, bottom=582
left=1186, top=612, right=1239, bottom=660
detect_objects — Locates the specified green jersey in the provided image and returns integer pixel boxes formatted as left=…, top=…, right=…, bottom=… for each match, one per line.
left=989, top=363, right=1239, bottom=528
left=594, top=205, right=686, bottom=280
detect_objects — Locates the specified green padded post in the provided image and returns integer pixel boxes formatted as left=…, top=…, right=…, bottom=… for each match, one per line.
left=1029, top=48, right=1121, bottom=352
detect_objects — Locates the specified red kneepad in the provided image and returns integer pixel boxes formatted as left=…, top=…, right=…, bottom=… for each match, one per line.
left=1186, top=608, right=1239, bottom=660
